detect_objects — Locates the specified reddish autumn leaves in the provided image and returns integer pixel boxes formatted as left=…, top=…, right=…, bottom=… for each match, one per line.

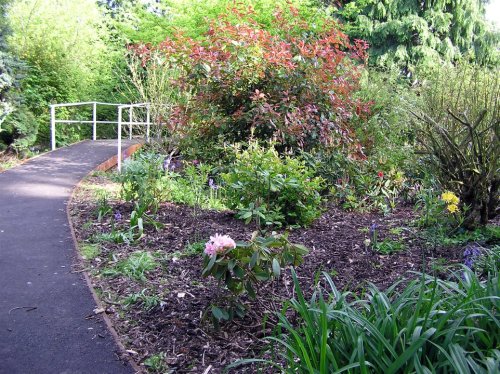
left=128, top=5, right=371, bottom=156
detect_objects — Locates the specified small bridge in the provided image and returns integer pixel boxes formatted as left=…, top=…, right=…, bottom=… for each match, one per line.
left=50, top=101, right=152, bottom=171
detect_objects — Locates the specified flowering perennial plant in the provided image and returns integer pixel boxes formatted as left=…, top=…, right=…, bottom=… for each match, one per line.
left=441, top=191, right=460, bottom=214
left=463, top=245, right=481, bottom=269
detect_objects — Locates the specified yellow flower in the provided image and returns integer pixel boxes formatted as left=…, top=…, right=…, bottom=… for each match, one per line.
left=447, top=204, right=459, bottom=213
left=441, top=191, right=459, bottom=205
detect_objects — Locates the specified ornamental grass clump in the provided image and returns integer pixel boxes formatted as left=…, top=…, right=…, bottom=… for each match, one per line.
left=231, top=264, right=500, bottom=372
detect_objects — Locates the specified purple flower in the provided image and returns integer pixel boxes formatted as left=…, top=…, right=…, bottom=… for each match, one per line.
left=208, top=178, right=219, bottom=190
left=463, top=244, right=481, bottom=269
left=114, top=210, right=122, bottom=221
left=163, top=157, right=180, bottom=171
left=193, top=159, right=200, bottom=166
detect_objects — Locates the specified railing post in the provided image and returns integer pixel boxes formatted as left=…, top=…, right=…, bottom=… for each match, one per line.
left=92, top=102, right=97, bottom=141
left=118, top=107, right=123, bottom=172
left=50, top=105, right=56, bottom=150
left=129, top=106, right=133, bottom=140
left=146, top=104, right=150, bottom=142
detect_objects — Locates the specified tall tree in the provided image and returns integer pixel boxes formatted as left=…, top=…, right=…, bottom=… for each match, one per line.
left=336, top=0, right=499, bottom=74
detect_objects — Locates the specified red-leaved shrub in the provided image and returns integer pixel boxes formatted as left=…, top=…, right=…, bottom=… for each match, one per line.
left=129, top=5, right=371, bottom=158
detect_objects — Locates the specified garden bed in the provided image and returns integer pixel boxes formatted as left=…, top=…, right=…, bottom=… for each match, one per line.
left=69, top=173, right=465, bottom=373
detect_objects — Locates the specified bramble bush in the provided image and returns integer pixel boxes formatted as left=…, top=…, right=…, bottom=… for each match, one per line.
left=222, top=142, right=324, bottom=227
left=201, top=232, right=308, bottom=324
left=129, top=4, right=371, bottom=160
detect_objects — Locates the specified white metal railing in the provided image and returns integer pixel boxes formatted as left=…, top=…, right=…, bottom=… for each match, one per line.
left=50, top=101, right=151, bottom=171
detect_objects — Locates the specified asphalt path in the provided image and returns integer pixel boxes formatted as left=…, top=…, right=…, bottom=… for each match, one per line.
left=0, top=140, right=138, bottom=374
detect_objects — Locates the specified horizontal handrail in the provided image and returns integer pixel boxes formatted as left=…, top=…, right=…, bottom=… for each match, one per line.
left=50, top=101, right=126, bottom=108
left=51, top=101, right=153, bottom=172
left=54, top=120, right=149, bottom=125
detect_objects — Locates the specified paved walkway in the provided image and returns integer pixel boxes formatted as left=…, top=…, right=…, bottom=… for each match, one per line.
left=0, top=140, right=139, bottom=374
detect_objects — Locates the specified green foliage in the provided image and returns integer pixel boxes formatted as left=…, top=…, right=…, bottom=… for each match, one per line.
left=438, top=225, right=500, bottom=247
left=415, top=188, right=465, bottom=234
left=159, top=163, right=227, bottom=211
left=202, top=231, right=308, bottom=324
left=0, top=106, right=38, bottom=155
left=373, top=238, right=405, bottom=254
left=95, top=189, right=112, bottom=223
left=6, top=0, right=122, bottom=149
left=105, top=251, right=157, bottom=282
left=354, top=68, right=419, bottom=169
left=0, top=0, right=18, bottom=129
left=337, top=0, right=500, bottom=74
left=412, top=64, right=499, bottom=227
left=92, top=229, right=135, bottom=245
left=123, top=289, right=161, bottom=311
left=232, top=266, right=500, bottom=372
left=223, top=143, right=324, bottom=227
left=0, top=0, right=34, bottom=153
left=143, top=352, right=167, bottom=373
left=116, top=152, right=165, bottom=212
left=303, top=149, right=407, bottom=213
left=80, top=243, right=101, bottom=260
left=119, top=0, right=328, bottom=43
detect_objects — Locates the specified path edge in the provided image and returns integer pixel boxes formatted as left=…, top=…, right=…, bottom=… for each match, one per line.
left=0, top=139, right=88, bottom=174
left=66, top=142, right=143, bottom=374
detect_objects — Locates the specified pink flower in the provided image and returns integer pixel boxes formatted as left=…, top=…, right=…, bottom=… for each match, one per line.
left=204, top=234, right=236, bottom=256
left=378, top=171, right=384, bottom=178
left=204, top=242, right=217, bottom=256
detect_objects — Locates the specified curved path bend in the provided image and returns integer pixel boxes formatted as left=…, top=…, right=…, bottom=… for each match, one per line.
left=0, top=140, right=139, bottom=374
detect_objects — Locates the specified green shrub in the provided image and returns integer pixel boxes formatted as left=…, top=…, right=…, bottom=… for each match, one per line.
left=412, top=64, right=499, bottom=227
left=115, top=152, right=165, bottom=213
left=232, top=265, right=500, bottom=372
left=302, top=149, right=407, bottom=214
left=0, top=106, right=38, bottom=155
left=223, top=142, right=324, bottom=227
left=201, top=232, right=308, bottom=324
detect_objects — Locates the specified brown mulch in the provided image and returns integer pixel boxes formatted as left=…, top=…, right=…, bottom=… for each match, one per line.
left=69, top=174, right=464, bottom=373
